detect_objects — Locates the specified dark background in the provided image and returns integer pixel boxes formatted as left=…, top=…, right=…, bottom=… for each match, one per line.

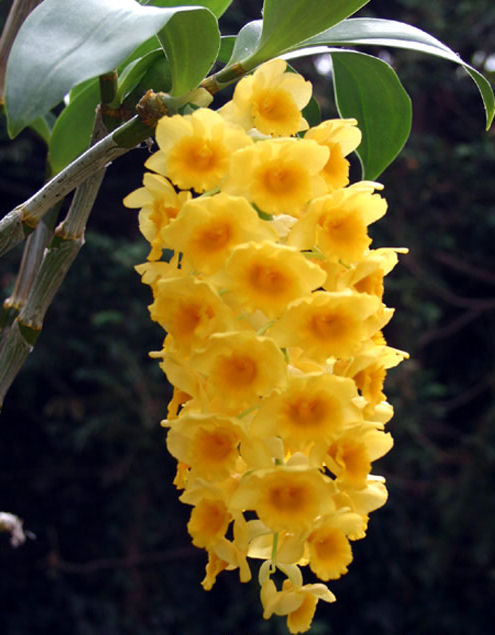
left=1, top=1, right=495, bottom=633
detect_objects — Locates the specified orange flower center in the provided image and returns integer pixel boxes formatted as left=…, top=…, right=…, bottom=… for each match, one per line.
left=354, top=271, right=384, bottom=297
left=269, top=482, right=306, bottom=511
left=310, top=310, right=346, bottom=340
left=199, top=222, right=232, bottom=251
left=196, top=428, right=236, bottom=462
left=174, top=302, right=214, bottom=338
left=220, top=354, right=257, bottom=387
left=263, top=163, right=300, bottom=195
left=286, top=396, right=328, bottom=428
left=151, top=200, right=179, bottom=229
left=256, top=90, right=292, bottom=121
left=248, top=263, right=289, bottom=294
left=190, top=141, right=215, bottom=169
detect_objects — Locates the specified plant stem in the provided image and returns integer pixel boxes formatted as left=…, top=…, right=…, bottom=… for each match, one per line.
left=0, top=206, right=59, bottom=330
left=0, top=115, right=150, bottom=258
left=0, top=320, right=34, bottom=408
left=0, top=108, right=110, bottom=407
left=0, top=85, right=181, bottom=259
left=201, top=62, right=247, bottom=95
left=0, top=166, right=105, bottom=408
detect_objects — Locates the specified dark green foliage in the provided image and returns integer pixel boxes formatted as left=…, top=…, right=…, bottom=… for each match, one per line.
left=1, top=1, right=495, bottom=633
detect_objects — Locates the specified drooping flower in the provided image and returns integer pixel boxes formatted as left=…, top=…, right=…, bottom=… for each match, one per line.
left=306, top=524, right=353, bottom=581
left=219, top=58, right=312, bottom=137
left=288, top=183, right=387, bottom=263
left=222, top=138, right=329, bottom=216
left=159, top=193, right=277, bottom=274
left=187, top=498, right=231, bottom=549
left=190, top=330, right=288, bottom=414
left=148, top=276, right=234, bottom=355
left=217, top=240, right=326, bottom=318
left=251, top=373, right=362, bottom=453
left=326, top=424, right=393, bottom=490
left=305, top=118, right=362, bottom=190
left=269, top=290, right=381, bottom=361
left=123, top=173, right=191, bottom=260
left=147, top=108, right=252, bottom=193
left=261, top=578, right=336, bottom=634
left=166, top=412, right=245, bottom=481
left=230, top=464, right=335, bottom=534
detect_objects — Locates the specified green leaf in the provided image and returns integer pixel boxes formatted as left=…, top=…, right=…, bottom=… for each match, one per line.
left=302, top=97, right=321, bottom=129
left=227, top=21, right=263, bottom=65
left=118, top=36, right=162, bottom=71
left=155, top=10, right=219, bottom=96
left=28, top=113, right=55, bottom=145
left=68, top=78, right=99, bottom=104
left=247, top=0, right=370, bottom=64
left=331, top=51, right=412, bottom=180
left=48, top=80, right=101, bottom=175
left=218, top=36, right=236, bottom=65
left=300, top=18, right=494, bottom=130
left=139, top=0, right=233, bottom=18
left=5, top=0, right=219, bottom=137
left=134, top=53, right=172, bottom=96
left=114, top=50, right=164, bottom=106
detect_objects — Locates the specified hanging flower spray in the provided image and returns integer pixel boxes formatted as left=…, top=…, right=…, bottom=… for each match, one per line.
left=125, top=59, right=408, bottom=633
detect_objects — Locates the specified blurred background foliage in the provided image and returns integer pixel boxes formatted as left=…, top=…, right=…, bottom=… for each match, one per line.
left=1, top=1, right=494, bottom=633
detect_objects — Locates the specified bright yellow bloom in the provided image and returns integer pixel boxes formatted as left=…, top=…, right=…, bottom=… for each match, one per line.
left=261, top=578, right=336, bottom=634
left=134, top=253, right=183, bottom=296
left=251, top=373, right=362, bottom=452
left=126, top=83, right=408, bottom=630
left=159, top=193, right=277, bottom=274
left=187, top=498, right=231, bottom=549
left=190, top=331, right=288, bottom=414
left=247, top=526, right=306, bottom=564
left=123, top=173, right=191, bottom=260
left=223, top=138, right=328, bottom=216
left=348, top=248, right=406, bottom=297
left=231, top=465, right=335, bottom=534
left=335, top=341, right=408, bottom=408
left=148, top=277, right=234, bottom=355
left=288, top=184, right=387, bottom=263
left=326, top=424, right=393, bottom=489
left=307, top=524, right=353, bottom=580
left=334, top=475, right=389, bottom=517
left=166, top=413, right=244, bottom=481
left=220, top=58, right=312, bottom=136
left=219, top=241, right=326, bottom=318
left=305, top=118, right=362, bottom=190
left=147, top=108, right=252, bottom=193
left=269, top=290, right=380, bottom=361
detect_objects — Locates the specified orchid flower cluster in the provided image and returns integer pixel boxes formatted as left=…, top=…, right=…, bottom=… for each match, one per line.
left=124, top=59, right=408, bottom=634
